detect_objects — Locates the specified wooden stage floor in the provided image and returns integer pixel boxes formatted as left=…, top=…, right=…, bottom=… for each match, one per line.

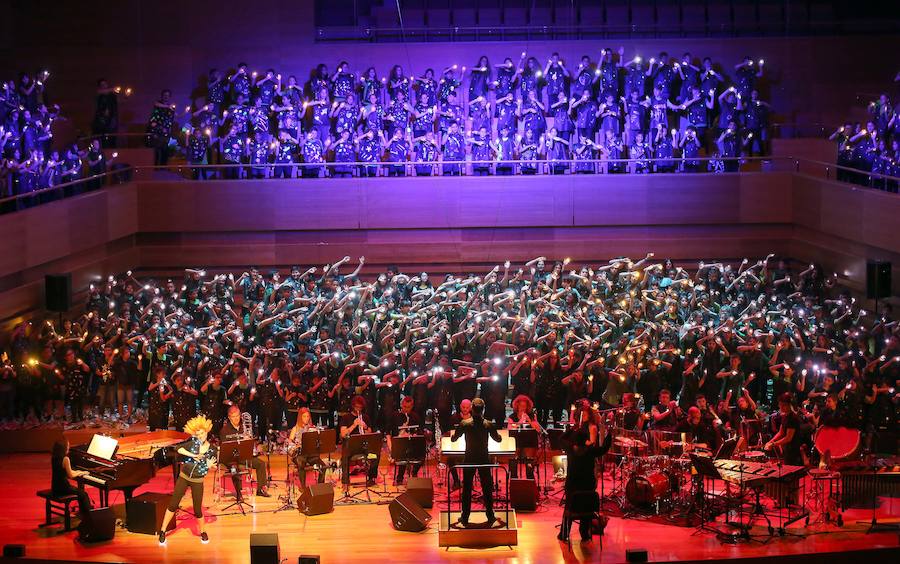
left=0, top=453, right=897, bottom=564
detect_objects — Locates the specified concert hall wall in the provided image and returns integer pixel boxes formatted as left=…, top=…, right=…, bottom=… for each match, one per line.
left=1, top=1, right=898, bottom=139
left=0, top=172, right=898, bottom=326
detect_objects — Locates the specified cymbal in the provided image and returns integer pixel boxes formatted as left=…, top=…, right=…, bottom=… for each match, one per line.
left=614, top=437, right=648, bottom=448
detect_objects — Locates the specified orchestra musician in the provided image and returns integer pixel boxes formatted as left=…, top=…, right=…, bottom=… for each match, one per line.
left=675, top=406, right=721, bottom=453
left=621, top=393, right=647, bottom=430
left=727, top=388, right=761, bottom=447
left=695, top=393, right=723, bottom=430
left=764, top=392, right=804, bottom=465
left=287, top=407, right=326, bottom=486
left=507, top=394, right=541, bottom=480
left=558, top=399, right=612, bottom=543
left=651, top=388, right=680, bottom=431
left=339, top=395, right=381, bottom=487
left=388, top=396, right=423, bottom=484
left=49, top=440, right=94, bottom=532
left=159, top=415, right=218, bottom=545
left=219, top=405, right=270, bottom=499
left=451, top=397, right=503, bottom=528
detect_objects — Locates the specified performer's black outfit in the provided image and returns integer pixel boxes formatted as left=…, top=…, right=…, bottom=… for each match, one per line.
left=450, top=412, right=501, bottom=525
left=50, top=453, right=93, bottom=518
left=219, top=419, right=269, bottom=498
left=389, top=409, right=423, bottom=483
left=339, top=411, right=381, bottom=485
left=558, top=424, right=612, bottom=541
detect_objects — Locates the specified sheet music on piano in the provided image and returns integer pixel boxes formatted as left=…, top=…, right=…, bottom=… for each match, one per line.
left=86, top=434, right=118, bottom=460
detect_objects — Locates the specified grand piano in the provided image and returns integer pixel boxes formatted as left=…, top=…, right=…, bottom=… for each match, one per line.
left=69, top=430, right=190, bottom=507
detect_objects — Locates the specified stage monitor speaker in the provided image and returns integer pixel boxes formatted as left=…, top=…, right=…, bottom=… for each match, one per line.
left=299, top=483, right=334, bottom=516
left=406, top=476, right=434, bottom=508
left=78, top=507, right=116, bottom=543
left=44, top=274, right=72, bottom=313
left=2, top=544, right=25, bottom=557
left=126, top=492, right=175, bottom=534
left=250, top=533, right=279, bottom=564
left=626, top=548, right=649, bottom=562
left=866, top=261, right=891, bottom=299
left=298, top=557, right=321, bottom=564
left=388, top=492, right=432, bottom=532
left=509, top=478, right=538, bottom=511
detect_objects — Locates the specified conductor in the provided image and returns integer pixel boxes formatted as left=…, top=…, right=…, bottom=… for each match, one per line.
left=450, top=397, right=503, bottom=528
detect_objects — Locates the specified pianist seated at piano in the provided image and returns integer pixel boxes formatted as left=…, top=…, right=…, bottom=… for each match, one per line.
left=50, top=440, right=94, bottom=527
left=159, top=415, right=218, bottom=545
left=507, top=394, right=542, bottom=480
left=219, top=406, right=270, bottom=499
left=388, top=396, right=423, bottom=484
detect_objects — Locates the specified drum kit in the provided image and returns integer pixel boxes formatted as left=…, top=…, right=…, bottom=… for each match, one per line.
left=604, top=428, right=697, bottom=514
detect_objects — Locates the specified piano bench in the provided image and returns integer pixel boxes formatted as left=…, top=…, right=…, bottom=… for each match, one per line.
left=36, top=489, right=80, bottom=532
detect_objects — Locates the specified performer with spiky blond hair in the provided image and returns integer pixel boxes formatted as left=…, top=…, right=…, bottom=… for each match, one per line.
left=158, top=415, right=217, bottom=545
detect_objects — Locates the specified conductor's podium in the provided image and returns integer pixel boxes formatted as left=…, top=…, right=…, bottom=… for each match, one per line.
left=438, top=510, right=518, bottom=548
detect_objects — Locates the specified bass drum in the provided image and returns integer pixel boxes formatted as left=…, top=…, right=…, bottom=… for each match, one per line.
left=626, top=471, right=671, bottom=507
left=814, top=426, right=861, bottom=462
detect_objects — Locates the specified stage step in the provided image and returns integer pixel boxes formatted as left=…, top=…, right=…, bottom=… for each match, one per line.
left=438, top=510, right=518, bottom=548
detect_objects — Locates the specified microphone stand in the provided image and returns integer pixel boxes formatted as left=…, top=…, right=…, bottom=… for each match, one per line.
left=264, top=425, right=278, bottom=490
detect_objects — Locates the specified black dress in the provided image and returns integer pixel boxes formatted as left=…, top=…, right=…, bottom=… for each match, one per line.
left=51, top=454, right=93, bottom=516
left=147, top=385, right=170, bottom=430
left=559, top=423, right=612, bottom=540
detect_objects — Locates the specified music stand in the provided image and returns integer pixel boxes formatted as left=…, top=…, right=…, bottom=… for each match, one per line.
left=337, top=432, right=385, bottom=504
left=510, top=427, right=539, bottom=483
left=391, top=435, right=427, bottom=485
left=546, top=426, right=567, bottom=451
left=715, top=437, right=739, bottom=460
left=301, top=428, right=338, bottom=459
left=219, top=438, right=256, bottom=514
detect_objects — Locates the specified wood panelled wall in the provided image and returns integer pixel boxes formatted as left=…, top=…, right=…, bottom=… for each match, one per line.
left=0, top=172, right=897, bottom=324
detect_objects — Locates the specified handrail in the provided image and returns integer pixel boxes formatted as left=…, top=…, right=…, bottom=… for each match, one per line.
left=77, top=133, right=148, bottom=143
left=1, top=155, right=897, bottom=216
left=145, top=155, right=773, bottom=170
left=792, top=157, right=900, bottom=185
left=0, top=167, right=133, bottom=207
left=139, top=156, right=900, bottom=184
